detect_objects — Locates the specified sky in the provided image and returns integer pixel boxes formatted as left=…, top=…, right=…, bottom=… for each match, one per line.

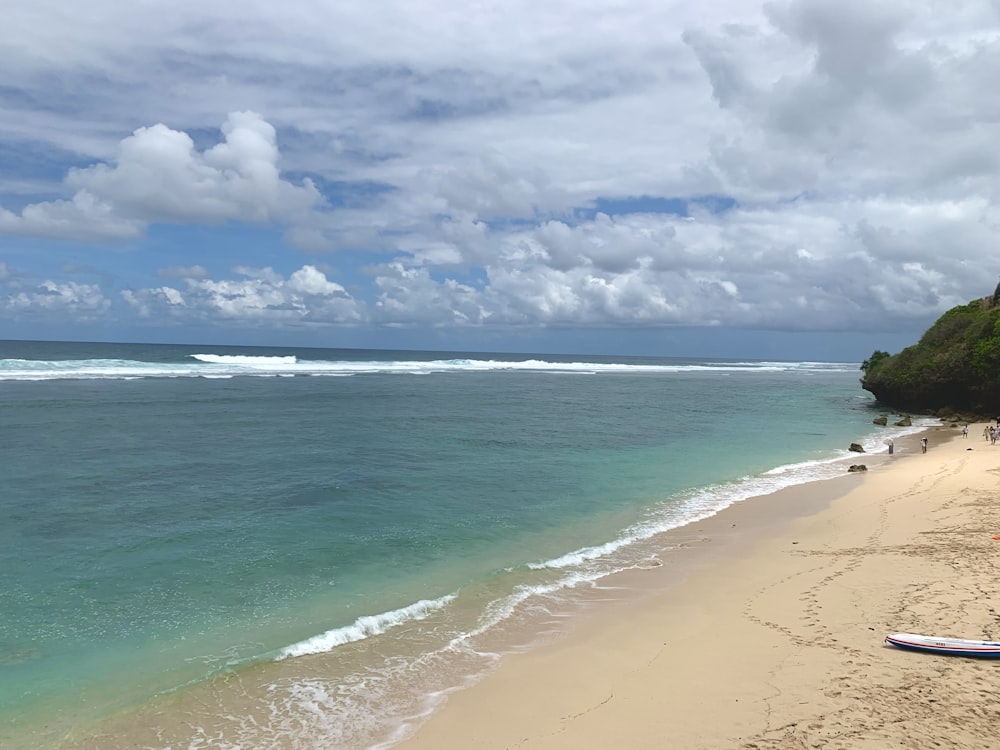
left=1, top=0, right=999, bottom=360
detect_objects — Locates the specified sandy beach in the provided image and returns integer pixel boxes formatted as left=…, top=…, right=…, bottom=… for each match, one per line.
left=398, top=422, right=1000, bottom=750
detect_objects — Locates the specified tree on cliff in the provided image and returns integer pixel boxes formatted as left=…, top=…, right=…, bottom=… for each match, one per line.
left=861, top=282, right=1000, bottom=417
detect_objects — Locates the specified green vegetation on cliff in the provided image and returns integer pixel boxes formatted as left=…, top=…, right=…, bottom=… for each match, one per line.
left=861, top=285, right=1000, bottom=418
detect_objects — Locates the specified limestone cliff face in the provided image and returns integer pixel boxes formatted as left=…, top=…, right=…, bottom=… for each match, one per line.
left=860, top=283, right=1000, bottom=418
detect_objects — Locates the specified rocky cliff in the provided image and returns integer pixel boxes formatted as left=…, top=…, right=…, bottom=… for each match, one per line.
left=860, top=283, right=1000, bottom=419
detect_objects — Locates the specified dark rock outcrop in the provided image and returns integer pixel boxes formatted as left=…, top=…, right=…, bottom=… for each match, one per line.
left=849, top=443, right=865, bottom=453
left=873, top=415, right=888, bottom=426
left=848, top=464, right=868, bottom=472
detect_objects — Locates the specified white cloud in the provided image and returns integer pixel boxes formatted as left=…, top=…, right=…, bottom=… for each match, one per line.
left=121, top=264, right=362, bottom=326
left=0, top=112, right=323, bottom=240
left=0, top=191, right=145, bottom=241
left=373, top=263, right=488, bottom=326
left=2, top=279, right=111, bottom=320
left=287, top=265, right=348, bottom=296
left=1, top=0, right=999, bottom=347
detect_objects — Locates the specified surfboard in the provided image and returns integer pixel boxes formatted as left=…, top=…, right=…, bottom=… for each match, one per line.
left=885, top=632, right=1000, bottom=658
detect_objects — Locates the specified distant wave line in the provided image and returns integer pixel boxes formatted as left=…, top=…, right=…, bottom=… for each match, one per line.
left=0, top=356, right=860, bottom=381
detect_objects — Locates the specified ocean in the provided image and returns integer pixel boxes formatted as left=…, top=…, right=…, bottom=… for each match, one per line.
left=0, top=340, right=929, bottom=749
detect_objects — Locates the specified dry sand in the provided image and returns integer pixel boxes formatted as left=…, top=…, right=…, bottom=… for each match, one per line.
left=398, top=422, right=1000, bottom=750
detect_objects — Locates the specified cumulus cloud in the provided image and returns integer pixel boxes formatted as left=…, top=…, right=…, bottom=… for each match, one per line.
left=0, top=191, right=146, bottom=241
left=121, top=264, right=363, bottom=326
left=2, top=278, right=111, bottom=320
left=0, top=112, right=323, bottom=241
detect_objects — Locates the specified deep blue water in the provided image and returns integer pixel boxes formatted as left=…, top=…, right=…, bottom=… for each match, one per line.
left=0, top=341, right=920, bottom=749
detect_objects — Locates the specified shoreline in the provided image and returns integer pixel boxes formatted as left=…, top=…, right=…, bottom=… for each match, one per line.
left=24, top=421, right=954, bottom=750
left=396, top=420, right=1000, bottom=749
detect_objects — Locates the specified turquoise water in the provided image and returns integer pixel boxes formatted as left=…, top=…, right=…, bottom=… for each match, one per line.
left=0, top=341, right=924, bottom=748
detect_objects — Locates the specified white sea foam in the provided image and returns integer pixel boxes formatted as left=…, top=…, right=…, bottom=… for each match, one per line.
left=527, top=537, right=634, bottom=570
left=276, top=594, right=457, bottom=659
left=528, top=416, right=941, bottom=575
left=191, top=354, right=298, bottom=366
left=440, top=569, right=615, bottom=655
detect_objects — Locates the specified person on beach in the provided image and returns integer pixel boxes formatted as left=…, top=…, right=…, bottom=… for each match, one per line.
left=921, top=437, right=928, bottom=453
left=888, top=439, right=894, bottom=455
left=962, top=424, right=969, bottom=438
